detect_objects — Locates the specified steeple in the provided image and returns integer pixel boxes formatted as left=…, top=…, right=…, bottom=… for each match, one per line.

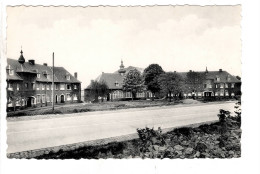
left=118, top=59, right=126, bottom=75
left=205, top=66, right=208, bottom=73
left=18, top=48, right=25, bottom=64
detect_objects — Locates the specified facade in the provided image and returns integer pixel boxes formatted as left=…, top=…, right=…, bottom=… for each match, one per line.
left=180, top=68, right=241, bottom=99
left=85, top=61, right=241, bottom=102
left=6, top=50, right=81, bottom=110
left=85, top=61, right=153, bottom=101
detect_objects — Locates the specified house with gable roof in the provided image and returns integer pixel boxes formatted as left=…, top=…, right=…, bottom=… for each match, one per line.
left=6, top=49, right=81, bottom=110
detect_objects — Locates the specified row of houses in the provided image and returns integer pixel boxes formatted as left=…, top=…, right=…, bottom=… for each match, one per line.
left=6, top=50, right=241, bottom=110
left=6, top=50, right=81, bottom=111
left=85, top=61, right=241, bottom=101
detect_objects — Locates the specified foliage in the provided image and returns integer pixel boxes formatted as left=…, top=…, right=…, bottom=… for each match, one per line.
left=157, top=72, right=184, bottom=101
left=143, top=64, right=165, bottom=99
left=234, top=102, right=241, bottom=127
left=122, top=69, right=144, bottom=100
left=218, top=109, right=230, bottom=122
left=183, top=71, right=205, bottom=93
left=87, top=80, right=109, bottom=102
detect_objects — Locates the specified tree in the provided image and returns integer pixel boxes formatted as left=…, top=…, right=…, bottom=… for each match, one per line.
left=184, top=71, right=205, bottom=95
left=143, top=64, right=165, bottom=100
left=87, top=80, right=109, bottom=102
left=157, top=72, right=184, bottom=102
left=122, top=69, right=144, bottom=100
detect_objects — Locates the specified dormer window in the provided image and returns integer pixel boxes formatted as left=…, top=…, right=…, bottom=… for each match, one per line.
left=35, top=69, right=40, bottom=78
left=6, top=65, right=14, bottom=75
left=216, top=76, right=220, bottom=81
left=66, top=73, right=70, bottom=80
left=227, top=75, right=231, bottom=81
left=115, top=81, right=119, bottom=87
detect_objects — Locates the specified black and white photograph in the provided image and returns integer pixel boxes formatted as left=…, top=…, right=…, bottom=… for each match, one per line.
left=5, top=5, right=242, bottom=159
left=1, top=1, right=260, bottom=174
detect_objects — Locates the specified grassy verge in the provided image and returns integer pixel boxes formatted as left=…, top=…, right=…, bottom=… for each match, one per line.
left=34, top=106, right=241, bottom=159
left=7, top=100, right=184, bottom=118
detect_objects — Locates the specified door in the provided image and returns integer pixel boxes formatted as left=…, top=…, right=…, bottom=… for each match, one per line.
left=27, top=97, right=32, bottom=107
left=61, top=95, right=65, bottom=103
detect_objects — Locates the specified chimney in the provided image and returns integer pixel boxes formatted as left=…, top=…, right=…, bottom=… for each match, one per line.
left=28, top=59, right=35, bottom=65
left=43, top=63, right=47, bottom=66
left=219, top=69, right=222, bottom=72
left=74, top=72, right=78, bottom=79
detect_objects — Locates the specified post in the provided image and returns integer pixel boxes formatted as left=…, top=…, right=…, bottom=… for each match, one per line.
left=52, top=52, right=54, bottom=111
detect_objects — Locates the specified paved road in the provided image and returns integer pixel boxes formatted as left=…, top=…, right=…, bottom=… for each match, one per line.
left=7, top=102, right=236, bottom=153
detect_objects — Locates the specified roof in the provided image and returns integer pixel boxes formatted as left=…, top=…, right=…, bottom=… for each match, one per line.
left=96, top=73, right=124, bottom=89
left=7, top=58, right=81, bottom=83
left=114, top=66, right=144, bottom=74
left=178, top=70, right=241, bottom=83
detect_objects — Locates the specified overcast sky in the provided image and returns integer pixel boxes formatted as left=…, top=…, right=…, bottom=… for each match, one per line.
left=7, top=6, right=241, bottom=88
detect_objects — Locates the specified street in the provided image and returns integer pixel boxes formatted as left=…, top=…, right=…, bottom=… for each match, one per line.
left=7, top=102, right=236, bottom=153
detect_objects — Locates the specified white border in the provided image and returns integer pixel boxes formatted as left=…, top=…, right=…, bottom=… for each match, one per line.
left=1, top=1, right=260, bottom=174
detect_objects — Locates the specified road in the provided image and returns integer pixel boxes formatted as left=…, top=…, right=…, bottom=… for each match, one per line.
left=7, top=102, right=236, bottom=153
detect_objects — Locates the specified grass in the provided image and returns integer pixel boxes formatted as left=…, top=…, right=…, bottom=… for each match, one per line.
left=7, top=100, right=184, bottom=118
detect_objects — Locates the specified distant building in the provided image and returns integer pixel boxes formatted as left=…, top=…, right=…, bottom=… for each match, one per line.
left=6, top=50, right=81, bottom=110
left=85, top=61, right=241, bottom=102
left=85, top=60, right=153, bottom=101
left=180, top=68, right=241, bottom=98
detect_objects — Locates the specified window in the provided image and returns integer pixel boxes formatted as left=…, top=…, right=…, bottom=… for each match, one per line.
left=60, top=84, right=65, bottom=90
left=73, top=94, right=78, bottom=101
left=115, top=81, right=119, bottom=87
left=36, top=70, right=40, bottom=78
left=74, top=84, right=77, bottom=89
left=7, top=83, right=13, bottom=91
left=42, top=95, right=45, bottom=103
left=66, top=73, right=70, bottom=80
left=37, top=95, right=41, bottom=103
left=66, top=94, right=71, bottom=101
left=225, top=91, right=229, bottom=96
left=231, top=83, right=235, bottom=88
left=55, top=84, right=59, bottom=90
left=216, top=77, right=220, bottom=81
left=215, top=92, right=219, bottom=96
left=7, top=65, right=14, bottom=75
left=204, top=84, right=207, bottom=88
left=215, top=84, right=218, bottom=88
left=225, top=83, right=228, bottom=88
left=231, top=93, right=235, bottom=96
left=42, top=84, right=45, bottom=90
left=46, top=84, right=50, bottom=90
left=220, top=83, right=224, bottom=88
left=46, top=95, right=50, bottom=102
left=25, top=83, right=28, bottom=89
left=220, top=92, right=224, bottom=96
left=208, top=84, right=212, bottom=88
left=36, top=83, right=39, bottom=90
left=17, top=84, right=20, bottom=91
left=32, top=83, right=35, bottom=90
left=67, top=84, right=71, bottom=90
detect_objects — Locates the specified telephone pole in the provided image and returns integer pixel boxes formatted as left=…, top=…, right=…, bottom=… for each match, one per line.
left=52, top=52, right=54, bottom=111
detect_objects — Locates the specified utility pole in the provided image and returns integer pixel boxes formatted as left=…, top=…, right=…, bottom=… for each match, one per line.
left=52, top=52, right=54, bottom=111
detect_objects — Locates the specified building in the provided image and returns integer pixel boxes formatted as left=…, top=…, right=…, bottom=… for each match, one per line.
left=85, top=61, right=241, bottom=102
left=85, top=60, right=153, bottom=101
left=6, top=50, right=81, bottom=111
left=180, top=68, right=241, bottom=99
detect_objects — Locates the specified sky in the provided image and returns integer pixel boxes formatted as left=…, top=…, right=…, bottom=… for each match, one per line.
left=6, top=6, right=241, bottom=88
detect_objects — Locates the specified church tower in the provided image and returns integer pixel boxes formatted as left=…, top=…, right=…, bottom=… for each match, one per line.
left=118, top=60, right=126, bottom=75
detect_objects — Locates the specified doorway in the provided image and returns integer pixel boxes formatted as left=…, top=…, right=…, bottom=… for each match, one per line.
left=61, top=95, right=65, bottom=103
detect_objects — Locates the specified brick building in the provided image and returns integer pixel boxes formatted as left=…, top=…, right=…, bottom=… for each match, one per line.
left=180, top=68, right=241, bottom=98
left=6, top=50, right=81, bottom=111
left=85, top=61, right=241, bottom=102
left=85, top=61, right=153, bottom=101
